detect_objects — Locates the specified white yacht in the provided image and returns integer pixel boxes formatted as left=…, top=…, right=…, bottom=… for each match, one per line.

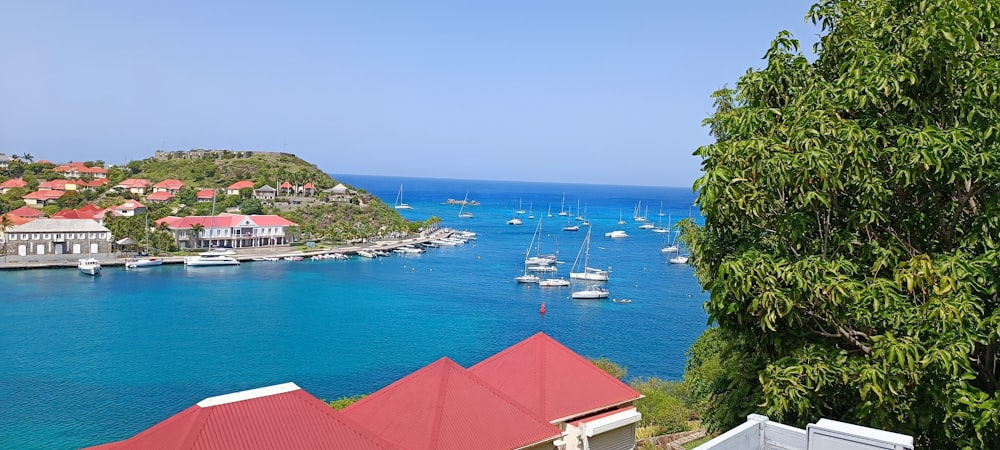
left=669, top=255, right=690, bottom=264
left=184, top=251, right=240, bottom=266
left=605, top=230, right=629, bottom=238
left=538, top=278, right=570, bottom=287
left=126, top=257, right=163, bottom=269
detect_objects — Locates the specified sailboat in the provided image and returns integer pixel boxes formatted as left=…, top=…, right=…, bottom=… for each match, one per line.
left=127, top=213, right=163, bottom=268
left=618, top=209, right=626, bottom=225
left=394, top=184, right=413, bottom=209
left=547, top=204, right=553, bottom=218
left=557, top=193, right=569, bottom=216
left=661, top=215, right=680, bottom=253
left=639, top=206, right=654, bottom=229
left=569, top=229, right=609, bottom=281
left=515, top=198, right=526, bottom=214
left=515, top=220, right=542, bottom=283
left=527, top=202, right=535, bottom=220
left=458, top=193, right=474, bottom=218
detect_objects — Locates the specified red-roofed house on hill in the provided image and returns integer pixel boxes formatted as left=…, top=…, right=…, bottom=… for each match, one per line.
left=82, top=383, right=396, bottom=450
left=301, top=182, right=315, bottom=196
left=470, top=332, right=644, bottom=450
left=54, top=162, right=107, bottom=179
left=280, top=181, right=293, bottom=195
left=7, top=206, right=44, bottom=219
left=0, top=178, right=27, bottom=194
left=195, top=189, right=216, bottom=202
left=151, top=179, right=185, bottom=194
left=144, top=191, right=174, bottom=203
left=226, top=180, right=255, bottom=196
left=111, top=201, right=147, bottom=217
left=51, top=204, right=106, bottom=221
left=22, top=190, right=65, bottom=208
left=79, top=178, right=109, bottom=191
left=38, top=179, right=78, bottom=192
left=342, top=357, right=562, bottom=450
left=156, top=214, right=297, bottom=249
left=114, top=179, right=152, bottom=195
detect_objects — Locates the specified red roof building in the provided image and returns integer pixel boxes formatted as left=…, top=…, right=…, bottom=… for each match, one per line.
left=152, top=179, right=185, bottom=194
left=111, top=201, right=147, bottom=217
left=470, top=332, right=643, bottom=423
left=22, top=190, right=65, bottom=207
left=0, top=214, right=33, bottom=227
left=280, top=181, right=293, bottom=194
left=145, top=191, right=174, bottom=203
left=8, top=205, right=44, bottom=218
left=84, top=383, right=395, bottom=450
left=115, top=179, right=152, bottom=194
left=0, top=178, right=27, bottom=194
left=80, top=178, right=109, bottom=190
left=343, top=358, right=561, bottom=450
left=38, top=179, right=77, bottom=191
left=156, top=214, right=298, bottom=249
left=226, top=180, right=255, bottom=195
left=54, top=162, right=108, bottom=179
left=196, top=189, right=217, bottom=202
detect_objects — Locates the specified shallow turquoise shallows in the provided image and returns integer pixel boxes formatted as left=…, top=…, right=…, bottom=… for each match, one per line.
left=0, top=175, right=709, bottom=449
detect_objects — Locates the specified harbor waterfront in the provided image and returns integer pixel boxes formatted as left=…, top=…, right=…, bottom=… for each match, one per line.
left=0, top=175, right=709, bottom=449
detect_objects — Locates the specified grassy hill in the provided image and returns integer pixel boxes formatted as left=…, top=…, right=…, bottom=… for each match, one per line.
left=129, top=150, right=336, bottom=190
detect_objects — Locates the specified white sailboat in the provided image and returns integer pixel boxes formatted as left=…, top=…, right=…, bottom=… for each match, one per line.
left=569, top=229, right=609, bottom=281
left=516, top=220, right=543, bottom=283
left=515, top=198, right=526, bottom=214
left=458, top=193, right=474, bottom=218
left=571, top=284, right=609, bottom=299
left=527, top=202, right=535, bottom=220
left=557, top=193, right=569, bottom=216
left=127, top=214, right=163, bottom=269
left=661, top=215, right=680, bottom=253
left=618, top=209, right=626, bottom=225
left=394, top=184, right=413, bottom=209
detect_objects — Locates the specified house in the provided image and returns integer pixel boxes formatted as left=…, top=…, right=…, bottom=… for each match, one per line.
left=7, top=205, right=44, bottom=219
left=195, top=189, right=217, bottom=202
left=343, top=357, right=562, bottom=450
left=151, top=179, right=185, bottom=194
left=144, top=191, right=174, bottom=203
left=82, top=383, right=396, bottom=450
left=78, top=178, right=109, bottom=191
left=0, top=178, right=27, bottom=194
left=111, top=201, right=147, bottom=217
left=252, top=185, right=276, bottom=201
left=0, top=153, right=11, bottom=169
left=114, top=179, right=152, bottom=195
left=280, top=181, right=293, bottom=195
left=469, top=333, right=644, bottom=450
left=325, top=183, right=354, bottom=203
left=38, top=179, right=77, bottom=191
left=300, top=182, right=315, bottom=196
left=156, top=214, right=298, bottom=249
left=53, top=162, right=108, bottom=179
left=4, top=218, right=112, bottom=256
left=22, top=190, right=65, bottom=208
left=226, top=180, right=255, bottom=196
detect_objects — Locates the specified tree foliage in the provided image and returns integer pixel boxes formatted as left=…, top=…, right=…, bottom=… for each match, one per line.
left=690, top=0, right=1000, bottom=446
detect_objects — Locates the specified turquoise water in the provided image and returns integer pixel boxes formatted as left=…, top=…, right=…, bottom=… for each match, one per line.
left=0, top=175, right=709, bottom=449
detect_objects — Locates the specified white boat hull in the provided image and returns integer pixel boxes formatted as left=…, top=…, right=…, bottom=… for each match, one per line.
left=571, top=286, right=609, bottom=299
left=569, top=272, right=609, bottom=281
left=78, top=258, right=102, bottom=276
left=127, top=258, right=163, bottom=269
left=184, top=255, right=240, bottom=266
left=539, top=278, right=570, bottom=287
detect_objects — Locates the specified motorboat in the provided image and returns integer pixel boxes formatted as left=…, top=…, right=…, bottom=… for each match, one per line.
left=605, top=230, right=629, bottom=238
left=562, top=225, right=579, bottom=232
left=669, top=255, right=690, bottom=264
left=253, top=256, right=280, bottom=261
left=184, top=251, right=240, bottom=266
left=356, top=249, right=378, bottom=258
left=78, top=258, right=102, bottom=276
left=639, top=223, right=655, bottom=230
left=527, top=265, right=558, bottom=272
left=126, top=257, right=163, bottom=269
left=539, top=278, right=570, bottom=287
left=507, top=217, right=523, bottom=225
left=515, top=273, right=540, bottom=284
left=613, top=298, right=632, bottom=304
left=571, top=285, right=609, bottom=299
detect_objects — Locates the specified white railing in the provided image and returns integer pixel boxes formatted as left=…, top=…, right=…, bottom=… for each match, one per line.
left=694, top=414, right=912, bottom=450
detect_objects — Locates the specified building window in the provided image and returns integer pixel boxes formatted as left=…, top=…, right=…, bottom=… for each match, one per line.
left=89, top=233, right=96, bottom=239
left=32, top=234, right=40, bottom=240
left=55, top=234, right=62, bottom=239
left=43, top=233, right=51, bottom=239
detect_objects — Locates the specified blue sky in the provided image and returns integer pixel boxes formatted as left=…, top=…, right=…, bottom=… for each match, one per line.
left=0, top=1, right=821, bottom=187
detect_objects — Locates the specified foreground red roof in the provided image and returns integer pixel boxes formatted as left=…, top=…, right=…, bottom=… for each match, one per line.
left=343, top=357, right=560, bottom=450
left=469, top=332, right=642, bottom=422
left=83, top=383, right=395, bottom=450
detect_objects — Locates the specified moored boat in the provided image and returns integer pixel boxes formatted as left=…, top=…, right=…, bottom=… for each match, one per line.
left=184, top=252, right=240, bottom=266
left=538, top=278, right=570, bottom=287
left=78, top=258, right=102, bottom=276
left=571, top=285, right=609, bottom=299
left=126, top=257, right=163, bottom=269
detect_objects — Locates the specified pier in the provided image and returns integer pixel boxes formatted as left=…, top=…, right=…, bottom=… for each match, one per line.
left=0, top=228, right=456, bottom=271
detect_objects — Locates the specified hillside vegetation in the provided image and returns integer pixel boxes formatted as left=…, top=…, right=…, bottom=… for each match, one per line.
left=129, top=151, right=336, bottom=190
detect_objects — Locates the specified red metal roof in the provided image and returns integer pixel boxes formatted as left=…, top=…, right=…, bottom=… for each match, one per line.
left=117, top=179, right=151, bottom=188
left=145, top=191, right=174, bottom=201
left=38, top=179, right=73, bottom=190
left=469, top=332, right=642, bottom=422
left=82, top=383, right=396, bottom=450
left=23, top=190, right=65, bottom=200
left=153, top=179, right=185, bottom=190
left=157, top=214, right=297, bottom=229
left=227, top=180, right=255, bottom=190
left=0, top=178, right=27, bottom=189
left=196, top=189, right=217, bottom=199
left=280, top=181, right=292, bottom=188
left=342, top=357, right=561, bottom=450
left=8, top=205, right=44, bottom=218
left=0, top=214, right=33, bottom=225
left=115, top=201, right=146, bottom=211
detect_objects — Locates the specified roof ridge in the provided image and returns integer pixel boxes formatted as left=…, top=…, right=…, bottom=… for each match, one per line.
left=428, top=358, right=455, bottom=450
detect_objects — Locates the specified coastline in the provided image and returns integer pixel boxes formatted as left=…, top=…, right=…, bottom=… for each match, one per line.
left=0, top=228, right=454, bottom=271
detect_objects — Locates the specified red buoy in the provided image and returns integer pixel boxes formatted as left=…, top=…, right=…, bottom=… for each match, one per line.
left=539, top=302, right=546, bottom=314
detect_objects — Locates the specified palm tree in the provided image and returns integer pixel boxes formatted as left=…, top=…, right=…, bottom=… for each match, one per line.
left=21, top=153, right=33, bottom=163
left=189, top=223, right=204, bottom=248
left=0, top=214, right=11, bottom=262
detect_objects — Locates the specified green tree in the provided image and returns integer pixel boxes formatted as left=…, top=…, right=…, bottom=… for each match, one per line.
left=588, top=357, right=627, bottom=380
left=690, top=1, right=1000, bottom=446
left=239, top=197, right=263, bottom=215
left=189, top=223, right=204, bottom=248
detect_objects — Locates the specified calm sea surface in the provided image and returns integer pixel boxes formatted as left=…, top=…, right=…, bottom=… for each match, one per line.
left=0, top=175, right=709, bottom=449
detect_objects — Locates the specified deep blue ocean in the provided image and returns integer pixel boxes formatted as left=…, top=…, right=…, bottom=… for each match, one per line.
left=0, top=175, right=709, bottom=449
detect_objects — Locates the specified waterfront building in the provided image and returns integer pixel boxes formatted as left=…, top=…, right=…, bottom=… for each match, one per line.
left=156, top=214, right=298, bottom=249
left=4, top=219, right=112, bottom=256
